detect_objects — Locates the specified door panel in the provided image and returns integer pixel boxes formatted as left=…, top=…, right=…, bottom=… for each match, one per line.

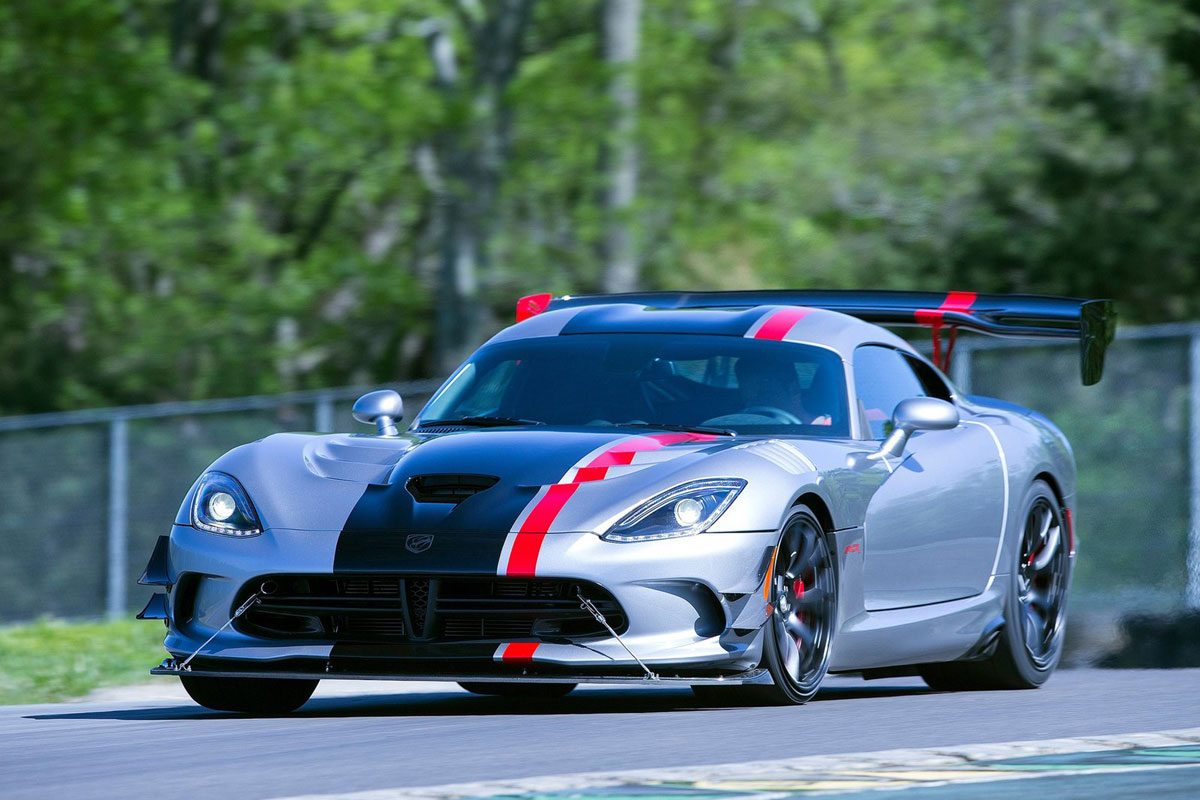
left=862, top=422, right=1006, bottom=610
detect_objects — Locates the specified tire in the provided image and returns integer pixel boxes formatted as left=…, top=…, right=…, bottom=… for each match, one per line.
left=689, top=684, right=750, bottom=705
left=920, top=479, right=1070, bottom=691
left=180, top=675, right=318, bottom=714
left=693, top=507, right=837, bottom=706
left=458, top=682, right=576, bottom=698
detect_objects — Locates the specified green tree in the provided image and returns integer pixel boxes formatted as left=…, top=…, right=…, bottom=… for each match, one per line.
left=3, top=0, right=1200, bottom=414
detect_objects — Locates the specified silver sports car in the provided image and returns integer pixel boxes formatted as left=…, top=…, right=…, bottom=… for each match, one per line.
left=138, top=290, right=1115, bottom=712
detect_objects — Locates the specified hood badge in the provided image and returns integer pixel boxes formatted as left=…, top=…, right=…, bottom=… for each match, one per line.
left=405, top=534, right=434, bottom=554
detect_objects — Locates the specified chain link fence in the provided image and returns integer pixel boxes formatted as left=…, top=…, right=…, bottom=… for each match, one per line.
left=949, top=323, right=1200, bottom=616
left=0, top=381, right=441, bottom=623
left=0, top=325, right=1197, bottom=628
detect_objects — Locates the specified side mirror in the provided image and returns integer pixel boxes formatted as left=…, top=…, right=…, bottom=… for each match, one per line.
left=352, top=390, right=404, bottom=436
left=877, top=397, right=959, bottom=459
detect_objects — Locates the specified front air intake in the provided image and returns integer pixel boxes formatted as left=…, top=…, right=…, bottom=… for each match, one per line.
left=406, top=474, right=499, bottom=504
left=233, top=574, right=627, bottom=643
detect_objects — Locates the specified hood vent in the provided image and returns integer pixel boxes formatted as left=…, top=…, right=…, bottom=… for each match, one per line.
left=406, top=474, right=499, bottom=504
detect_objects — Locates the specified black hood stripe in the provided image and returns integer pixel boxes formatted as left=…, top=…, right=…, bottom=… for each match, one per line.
left=328, top=430, right=718, bottom=666
left=333, top=430, right=719, bottom=577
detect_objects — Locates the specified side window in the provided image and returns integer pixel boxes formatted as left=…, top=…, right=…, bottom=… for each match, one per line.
left=905, top=355, right=954, bottom=402
left=853, top=346, right=927, bottom=439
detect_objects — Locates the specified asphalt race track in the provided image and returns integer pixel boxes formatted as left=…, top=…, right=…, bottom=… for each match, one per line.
left=2, top=669, right=1198, bottom=800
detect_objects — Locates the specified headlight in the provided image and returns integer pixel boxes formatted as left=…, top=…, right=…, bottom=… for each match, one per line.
left=602, top=479, right=746, bottom=542
left=191, top=472, right=263, bottom=536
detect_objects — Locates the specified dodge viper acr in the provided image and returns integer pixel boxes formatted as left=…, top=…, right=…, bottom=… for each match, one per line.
left=138, top=290, right=1115, bottom=712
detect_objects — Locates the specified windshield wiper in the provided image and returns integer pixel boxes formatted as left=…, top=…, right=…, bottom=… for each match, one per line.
left=418, top=416, right=545, bottom=429
left=622, top=422, right=736, bottom=437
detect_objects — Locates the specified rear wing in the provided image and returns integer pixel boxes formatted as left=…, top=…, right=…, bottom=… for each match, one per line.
left=516, top=290, right=1117, bottom=385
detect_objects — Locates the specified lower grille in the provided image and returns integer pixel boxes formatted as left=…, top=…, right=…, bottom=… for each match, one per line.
left=345, top=615, right=406, bottom=637
left=235, top=574, right=626, bottom=644
left=442, top=617, right=535, bottom=639
left=407, top=578, right=430, bottom=637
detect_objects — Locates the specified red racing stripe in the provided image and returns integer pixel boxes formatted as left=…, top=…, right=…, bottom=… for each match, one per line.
left=574, top=433, right=715, bottom=481
left=500, top=642, right=540, bottom=662
left=520, top=483, right=580, bottom=533
left=505, top=534, right=546, bottom=578
left=506, top=483, right=580, bottom=577
left=502, top=432, right=718, bottom=577
left=573, top=466, right=609, bottom=483
left=753, top=307, right=811, bottom=340
left=915, top=291, right=977, bottom=327
left=584, top=448, right=641, bottom=469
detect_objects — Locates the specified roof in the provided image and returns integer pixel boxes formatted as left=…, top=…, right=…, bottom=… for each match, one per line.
left=487, top=302, right=913, bottom=361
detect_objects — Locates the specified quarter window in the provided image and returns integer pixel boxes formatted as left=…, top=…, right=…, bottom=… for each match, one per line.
left=905, top=355, right=953, bottom=402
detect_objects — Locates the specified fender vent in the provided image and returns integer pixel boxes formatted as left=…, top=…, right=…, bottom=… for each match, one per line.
left=406, top=474, right=499, bottom=504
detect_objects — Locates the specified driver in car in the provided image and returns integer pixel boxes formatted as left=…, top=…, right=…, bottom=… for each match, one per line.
left=735, top=356, right=833, bottom=426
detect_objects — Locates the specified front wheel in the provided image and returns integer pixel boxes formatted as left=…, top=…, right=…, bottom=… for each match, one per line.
left=180, top=675, right=318, bottom=714
left=695, top=507, right=837, bottom=706
left=920, top=479, right=1070, bottom=691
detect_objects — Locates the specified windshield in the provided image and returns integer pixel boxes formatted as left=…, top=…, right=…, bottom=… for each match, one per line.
left=418, top=333, right=850, bottom=437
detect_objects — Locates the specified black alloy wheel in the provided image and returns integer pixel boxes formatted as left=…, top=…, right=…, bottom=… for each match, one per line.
left=920, top=479, right=1070, bottom=690
left=694, top=506, right=837, bottom=706
left=1017, top=493, right=1070, bottom=668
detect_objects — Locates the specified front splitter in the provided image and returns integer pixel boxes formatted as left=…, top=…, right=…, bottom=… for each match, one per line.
left=150, top=660, right=772, bottom=686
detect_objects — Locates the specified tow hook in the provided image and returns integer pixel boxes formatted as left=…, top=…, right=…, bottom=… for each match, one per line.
left=174, top=590, right=263, bottom=671
left=576, top=590, right=659, bottom=681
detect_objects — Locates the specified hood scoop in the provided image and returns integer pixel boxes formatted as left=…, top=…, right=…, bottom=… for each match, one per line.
left=303, top=436, right=414, bottom=484
left=406, top=474, right=499, bottom=505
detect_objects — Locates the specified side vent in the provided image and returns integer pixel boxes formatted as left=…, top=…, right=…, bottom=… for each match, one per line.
left=406, top=474, right=499, bottom=504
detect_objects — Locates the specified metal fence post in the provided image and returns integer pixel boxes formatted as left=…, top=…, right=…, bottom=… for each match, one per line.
left=315, top=395, right=334, bottom=433
left=951, top=340, right=973, bottom=395
left=1189, top=333, right=1200, bottom=609
left=106, top=417, right=129, bottom=618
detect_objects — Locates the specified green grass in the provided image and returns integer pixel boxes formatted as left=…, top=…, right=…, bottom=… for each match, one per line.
left=0, top=617, right=166, bottom=704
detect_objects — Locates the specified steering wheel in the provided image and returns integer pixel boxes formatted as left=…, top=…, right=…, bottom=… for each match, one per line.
left=740, top=405, right=805, bottom=425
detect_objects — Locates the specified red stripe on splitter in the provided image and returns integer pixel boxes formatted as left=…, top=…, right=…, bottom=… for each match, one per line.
left=754, top=307, right=811, bottom=340
left=915, top=291, right=977, bottom=327
left=500, top=642, right=539, bottom=663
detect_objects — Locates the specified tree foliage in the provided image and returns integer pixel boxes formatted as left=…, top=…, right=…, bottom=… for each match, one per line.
left=2, top=0, right=1199, bottom=413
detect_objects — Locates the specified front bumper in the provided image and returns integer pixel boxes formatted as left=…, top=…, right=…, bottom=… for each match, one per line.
left=151, top=523, right=780, bottom=680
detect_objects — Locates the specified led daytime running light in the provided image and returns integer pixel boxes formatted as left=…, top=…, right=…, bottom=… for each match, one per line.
left=191, top=472, right=263, bottom=537
left=603, top=479, right=746, bottom=542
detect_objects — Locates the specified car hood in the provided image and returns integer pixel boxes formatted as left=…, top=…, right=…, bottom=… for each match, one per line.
left=197, top=427, right=863, bottom=573
left=307, top=427, right=729, bottom=532
left=302, top=427, right=723, bottom=489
